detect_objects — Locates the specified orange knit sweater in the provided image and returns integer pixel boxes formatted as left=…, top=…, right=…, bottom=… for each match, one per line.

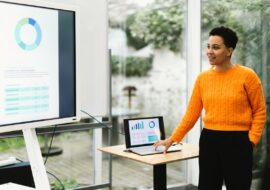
left=170, top=64, right=266, bottom=145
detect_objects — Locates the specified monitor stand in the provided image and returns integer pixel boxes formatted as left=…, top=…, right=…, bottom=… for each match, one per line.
left=23, top=128, right=51, bottom=190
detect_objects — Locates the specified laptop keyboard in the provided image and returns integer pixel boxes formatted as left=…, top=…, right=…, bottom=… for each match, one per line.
left=128, top=144, right=182, bottom=156
left=130, top=145, right=165, bottom=154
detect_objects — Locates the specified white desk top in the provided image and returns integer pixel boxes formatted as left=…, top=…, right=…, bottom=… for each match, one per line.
left=0, top=183, right=35, bottom=190
left=99, top=143, right=199, bottom=165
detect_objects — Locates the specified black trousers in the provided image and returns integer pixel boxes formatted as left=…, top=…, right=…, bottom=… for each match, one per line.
left=198, top=128, right=253, bottom=190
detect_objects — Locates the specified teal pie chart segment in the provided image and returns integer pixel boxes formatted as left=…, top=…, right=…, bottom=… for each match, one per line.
left=15, top=18, right=42, bottom=50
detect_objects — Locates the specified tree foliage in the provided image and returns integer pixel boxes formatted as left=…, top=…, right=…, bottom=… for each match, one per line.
left=112, top=55, right=153, bottom=77
left=202, top=0, right=266, bottom=71
left=126, top=0, right=184, bottom=52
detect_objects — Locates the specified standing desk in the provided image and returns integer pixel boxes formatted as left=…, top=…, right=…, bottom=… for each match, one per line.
left=99, top=143, right=199, bottom=190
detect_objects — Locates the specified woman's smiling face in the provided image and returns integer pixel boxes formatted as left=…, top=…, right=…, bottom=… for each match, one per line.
left=207, top=35, right=233, bottom=66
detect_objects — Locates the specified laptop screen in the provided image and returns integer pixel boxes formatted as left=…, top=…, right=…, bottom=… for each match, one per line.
left=124, top=116, right=165, bottom=148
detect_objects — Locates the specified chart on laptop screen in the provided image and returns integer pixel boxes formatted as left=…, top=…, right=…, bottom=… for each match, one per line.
left=129, top=118, right=161, bottom=146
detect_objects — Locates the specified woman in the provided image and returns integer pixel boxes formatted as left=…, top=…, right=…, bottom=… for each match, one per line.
left=154, top=26, right=266, bottom=190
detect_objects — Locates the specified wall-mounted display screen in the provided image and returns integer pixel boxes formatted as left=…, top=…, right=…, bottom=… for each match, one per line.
left=0, top=0, right=79, bottom=132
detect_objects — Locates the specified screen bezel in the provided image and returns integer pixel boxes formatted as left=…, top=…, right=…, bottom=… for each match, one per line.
left=124, top=116, right=165, bottom=148
left=0, top=0, right=80, bottom=133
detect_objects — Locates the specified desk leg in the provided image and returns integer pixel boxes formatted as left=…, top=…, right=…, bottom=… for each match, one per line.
left=153, top=164, right=166, bottom=190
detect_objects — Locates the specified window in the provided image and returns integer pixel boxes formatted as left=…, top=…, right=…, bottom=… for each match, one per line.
left=108, top=0, right=188, bottom=188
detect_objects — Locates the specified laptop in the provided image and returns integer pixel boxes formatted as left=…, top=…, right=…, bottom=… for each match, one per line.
left=123, top=116, right=182, bottom=156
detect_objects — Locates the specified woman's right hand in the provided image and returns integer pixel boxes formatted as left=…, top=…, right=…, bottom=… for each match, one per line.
left=153, top=138, right=174, bottom=154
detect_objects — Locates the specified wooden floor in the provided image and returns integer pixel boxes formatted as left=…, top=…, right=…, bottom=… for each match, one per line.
left=0, top=131, right=187, bottom=189
left=0, top=131, right=261, bottom=190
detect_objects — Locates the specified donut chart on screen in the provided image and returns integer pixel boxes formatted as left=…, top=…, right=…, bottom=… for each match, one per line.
left=15, top=17, right=42, bottom=50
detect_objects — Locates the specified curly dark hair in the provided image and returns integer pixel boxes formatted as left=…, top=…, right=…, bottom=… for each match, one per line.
left=209, top=26, right=238, bottom=49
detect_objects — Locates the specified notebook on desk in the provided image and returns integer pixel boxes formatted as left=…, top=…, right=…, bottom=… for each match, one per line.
left=123, top=116, right=181, bottom=156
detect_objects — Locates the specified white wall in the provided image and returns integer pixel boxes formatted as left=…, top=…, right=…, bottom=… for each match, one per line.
left=74, top=0, right=109, bottom=117
left=59, top=0, right=109, bottom=117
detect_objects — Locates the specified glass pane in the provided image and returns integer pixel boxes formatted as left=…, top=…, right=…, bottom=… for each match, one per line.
left=109, top=0, right=188, bottom=188
left=201, top=0, right=270, bottom=185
